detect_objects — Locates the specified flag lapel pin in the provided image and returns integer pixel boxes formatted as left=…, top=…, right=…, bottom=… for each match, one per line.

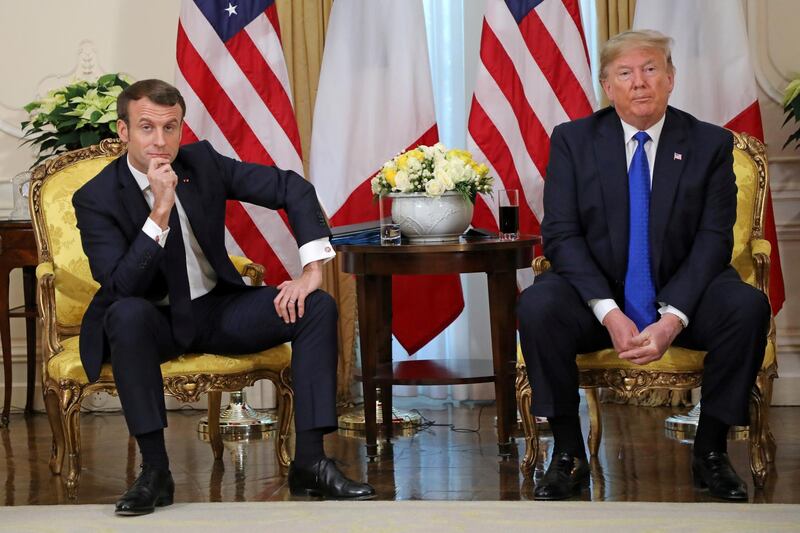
left=674, top=152, right=683, bottom=161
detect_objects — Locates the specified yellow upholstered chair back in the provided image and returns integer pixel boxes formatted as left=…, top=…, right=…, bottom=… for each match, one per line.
left=30, top=140, right=125, bottom=330
left=730, top=133, right=769, bottom=287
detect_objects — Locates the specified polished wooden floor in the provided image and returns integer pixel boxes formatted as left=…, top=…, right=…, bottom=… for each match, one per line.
left=1, top=400, right=798, bottom=505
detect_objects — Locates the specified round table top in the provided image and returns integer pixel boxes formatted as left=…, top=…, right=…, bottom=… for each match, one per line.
left=335, top=233, right=540, bottom=255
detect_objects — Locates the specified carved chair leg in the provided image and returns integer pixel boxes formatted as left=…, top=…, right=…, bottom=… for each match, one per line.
left=586, top=387, right=602, bottom=457
left=748, top=387, right=768, bottom=489
left=275, top=369, right=294, bottom=474
left=62, top=395, right=83, bottom=498
left=43, top=389, right=65, bottom=475
left=756, top=370, right=777, bottom=463
left=516, top=366, right=537, bottom=477
left=207, top=391, right=223, bottom=461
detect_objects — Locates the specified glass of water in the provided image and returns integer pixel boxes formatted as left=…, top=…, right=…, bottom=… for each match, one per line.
left=378, top=194, right=401, bottom=245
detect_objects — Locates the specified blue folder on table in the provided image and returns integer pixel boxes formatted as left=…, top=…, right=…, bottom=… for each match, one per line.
left=330, top=220, right=382, bottom=245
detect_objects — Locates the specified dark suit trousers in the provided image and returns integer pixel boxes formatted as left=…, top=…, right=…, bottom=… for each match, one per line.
left=517, top=269, right=770, bottom=427
left=103, top=284, right=339, bottom=436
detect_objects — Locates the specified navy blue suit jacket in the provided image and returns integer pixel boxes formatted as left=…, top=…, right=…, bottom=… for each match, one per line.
left=73, top=140, right=331, bottom=382
left=541, top=106, right=737, bottom=319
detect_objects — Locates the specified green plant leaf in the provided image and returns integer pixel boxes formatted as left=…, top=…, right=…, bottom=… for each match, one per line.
left=79, top=130, right=101, bottom=147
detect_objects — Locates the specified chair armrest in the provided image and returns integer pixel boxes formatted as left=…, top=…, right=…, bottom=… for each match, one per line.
left=532, top=256, right=551, bottom=276
left=229, top=255, right=265, bottom=286
left=35, top=261, right=63, bottom=361
left=750, top=238, right=771, bottom=296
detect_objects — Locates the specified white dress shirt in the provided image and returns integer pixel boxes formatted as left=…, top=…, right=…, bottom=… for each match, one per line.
left=587, top=116, right=689, bottom=328
left=127, top=157, right=335, bottom=301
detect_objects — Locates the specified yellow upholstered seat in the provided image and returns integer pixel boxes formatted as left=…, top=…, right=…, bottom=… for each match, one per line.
left=31, top=140, right=295, bottom=495
left=515, top=131, right=778, bottom=489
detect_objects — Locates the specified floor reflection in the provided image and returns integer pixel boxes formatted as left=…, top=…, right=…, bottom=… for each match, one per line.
left=0, top=401, right=797, bottom=504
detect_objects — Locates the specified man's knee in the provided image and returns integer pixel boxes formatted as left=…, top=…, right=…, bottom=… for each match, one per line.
left=104, top=297, right=158, bottom=336
left=304, top=289, right=338, bottom=322
left=518, top=274, right=575, bottom=326
left=726, top=284, right=771, bottom=334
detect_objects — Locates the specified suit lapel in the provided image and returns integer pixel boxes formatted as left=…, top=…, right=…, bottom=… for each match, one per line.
left=171, top=159, right=212, bottom=257
left=117, top=157, right=151, bottom=231
left=650, top=107, right=688, bottom=280
left=595, top=112, right=629, bottom=279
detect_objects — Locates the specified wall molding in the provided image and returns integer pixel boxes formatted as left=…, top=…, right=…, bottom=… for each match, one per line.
left=747, top=0, right=789, bottom=105
left=0, top=40, right=106, bottom=140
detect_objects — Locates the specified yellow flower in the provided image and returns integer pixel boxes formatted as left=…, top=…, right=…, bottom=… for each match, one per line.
left=384, top=168, right=397, bottom=187
left=409, top=149, right=425, bottom=161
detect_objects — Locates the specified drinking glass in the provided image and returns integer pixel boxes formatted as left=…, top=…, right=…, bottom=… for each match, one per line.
left=378, top=194, right=401, bottom=245
left=498, top=189, right=519, bottom=240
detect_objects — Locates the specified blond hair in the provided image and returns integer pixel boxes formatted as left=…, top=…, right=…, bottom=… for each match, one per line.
left=599, top=30, right=674, bottom=81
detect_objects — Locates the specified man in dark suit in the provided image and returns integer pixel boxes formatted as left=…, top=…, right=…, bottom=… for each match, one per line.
left=73, top=79, right=375, bottom=516
left=517, top=30, right=770, bottom=501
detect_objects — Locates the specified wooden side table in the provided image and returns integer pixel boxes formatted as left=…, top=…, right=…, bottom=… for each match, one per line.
left=337, top=235, right=538, bottom=458
left=0, top=220, right=38, bottom=428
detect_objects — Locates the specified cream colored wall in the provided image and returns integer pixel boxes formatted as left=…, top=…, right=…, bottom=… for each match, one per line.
left=0, top=0, right=798, bottom=411
left=748, top=0, right=800, bottom=404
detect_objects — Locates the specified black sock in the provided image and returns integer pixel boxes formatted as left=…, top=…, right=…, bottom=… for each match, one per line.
left=694, top=410, right=729, bottom=457
left=136, top=429, right=169, bottom=470
left=548, top=416, right=586, bottom=460
left=294, top=428, right=325, bottom=467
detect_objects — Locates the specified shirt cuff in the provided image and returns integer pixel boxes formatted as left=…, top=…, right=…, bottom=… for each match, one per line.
left=658, top=303, right=689, bottom=328
left=588, top=298, right=619, bottom=324
left=298, top=237, right=335, bottom=268
left=143, top=217, right=170, bottom=248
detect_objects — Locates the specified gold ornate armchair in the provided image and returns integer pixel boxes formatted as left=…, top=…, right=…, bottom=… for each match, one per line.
left=30, top=139, right=294, bottom=494
left=516, top=131, right=777, bottom=488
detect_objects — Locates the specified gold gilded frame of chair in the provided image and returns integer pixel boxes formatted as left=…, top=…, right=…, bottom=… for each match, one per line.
left=30, top=139, right=294, bottom=494
left=516, top=131, right=778, bottom=488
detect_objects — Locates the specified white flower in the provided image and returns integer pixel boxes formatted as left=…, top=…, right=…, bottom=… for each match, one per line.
left=371, top=178, right=383, bottom=195
left=424, top=177, right=446, bottom=197
left=395, top=170, right=412, bottom=192
left=433, top=164, right=455, bottom=190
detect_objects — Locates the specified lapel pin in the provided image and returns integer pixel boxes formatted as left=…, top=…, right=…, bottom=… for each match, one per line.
left=673, top=152, right=683, bottom=161
left=182, top=177, right=190, bottom=183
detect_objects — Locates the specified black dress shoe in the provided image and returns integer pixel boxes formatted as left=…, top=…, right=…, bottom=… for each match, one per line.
left=289, top=458, right=376, bottom=500
left=692, top=451, right=748, bottom=501
left=115, top=465, right=175, bottom=516
left=533, top=452, right=590, bottom=501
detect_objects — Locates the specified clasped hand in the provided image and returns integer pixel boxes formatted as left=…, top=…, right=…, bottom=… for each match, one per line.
left=603, top=309, right=683, bottom=365
left=273, top=261, right=324, bottom=324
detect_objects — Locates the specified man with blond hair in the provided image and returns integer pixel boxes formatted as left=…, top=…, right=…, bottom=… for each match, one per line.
left=517, top=30, right=769, bottom=501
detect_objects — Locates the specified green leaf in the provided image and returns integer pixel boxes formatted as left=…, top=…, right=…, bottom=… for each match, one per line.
left=109, top=121, right=118, bottom=133
left=97, top=73, right=117, bottom=86
left=79, top=130, right=101, bottom=147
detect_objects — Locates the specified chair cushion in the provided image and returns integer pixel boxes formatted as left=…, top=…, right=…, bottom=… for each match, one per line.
left=517, top=339, right=775, bottom=372
left=48, top=336, right=292, bottom=384
left=41, top=157, right=115, bottom=327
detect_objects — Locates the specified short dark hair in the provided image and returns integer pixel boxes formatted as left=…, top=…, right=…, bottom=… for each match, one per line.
left=117, top=79, right=186, bottom=123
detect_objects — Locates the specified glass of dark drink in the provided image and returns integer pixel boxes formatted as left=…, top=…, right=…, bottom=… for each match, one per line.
left=498, top=189, right=519, bottom=240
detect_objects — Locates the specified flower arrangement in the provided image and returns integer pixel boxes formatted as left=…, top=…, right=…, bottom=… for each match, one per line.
left=371, top=143, right=494, bottom=202
left=783, top=75, right=800, bottom=149
left=21, top=73, right=131, bottom=166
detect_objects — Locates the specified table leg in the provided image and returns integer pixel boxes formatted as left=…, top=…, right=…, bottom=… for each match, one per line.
left=487, top=271, right=518, bottom=456
left=356, top=274, right=392, bottom=458
left=23, top=266, right=36, bottom=415
left=0, top=268, right=11, bottom=427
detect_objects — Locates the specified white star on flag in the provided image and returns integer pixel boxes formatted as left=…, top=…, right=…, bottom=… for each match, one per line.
left=224, top=3, right=237, bottom=16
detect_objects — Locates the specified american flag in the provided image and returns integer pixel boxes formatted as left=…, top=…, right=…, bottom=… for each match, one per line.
left=175, top=0, right=302, bottom=286
left=468, top=0, right=596, bottom=285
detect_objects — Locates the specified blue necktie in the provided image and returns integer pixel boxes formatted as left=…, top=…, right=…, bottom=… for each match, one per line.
left=624, top=131, right=657, bottom=331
